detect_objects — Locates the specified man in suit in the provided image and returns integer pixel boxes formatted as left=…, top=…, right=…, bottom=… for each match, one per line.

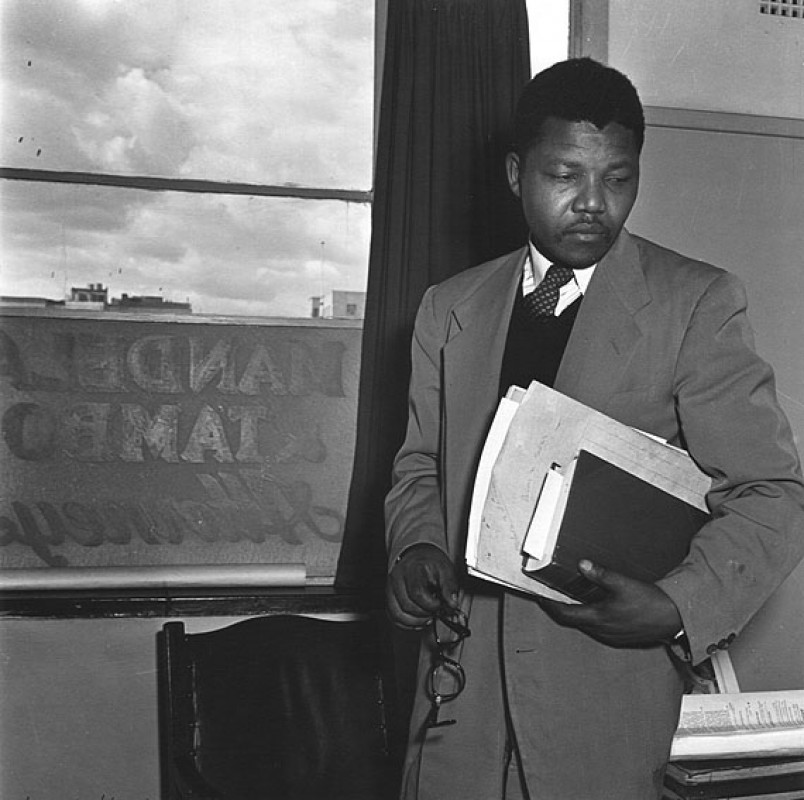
left=384, top=58, right=804, bottom=799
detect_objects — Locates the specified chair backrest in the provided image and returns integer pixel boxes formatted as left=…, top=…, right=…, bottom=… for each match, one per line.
left=157, top=614, right=400, bottom=800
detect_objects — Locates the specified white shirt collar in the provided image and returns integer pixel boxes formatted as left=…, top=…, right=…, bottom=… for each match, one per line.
left=524, top=241, right=596, bottom=294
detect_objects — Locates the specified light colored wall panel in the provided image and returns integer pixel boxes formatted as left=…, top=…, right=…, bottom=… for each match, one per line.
left=626, top=89, right=804, bottom=697
left=609, top=0, right=804, bottom=118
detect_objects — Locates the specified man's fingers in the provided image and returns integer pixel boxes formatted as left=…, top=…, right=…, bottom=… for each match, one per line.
left=389, top=571, right=439, bottom=618
left=386, top=583, right=432, bottom=629
left=386, top=550, right=456, bottom=626
left=436, top=570, right=460, bottom=610
left=539, top=563, right=631, bottom=627
left=538, top=596, right=592, bottom=627
left=400, top=548, right=458, bottom=609
left=538, top=564, right=684, bottom=647
left=386, top=598, right=429, bottom=630
left=578, top=559, right=627, bottom=594
left=385, top=544, right=462, bottom=631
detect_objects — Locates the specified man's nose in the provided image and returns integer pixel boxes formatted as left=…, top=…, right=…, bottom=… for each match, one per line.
left=572, top=177, right=605, bottom=214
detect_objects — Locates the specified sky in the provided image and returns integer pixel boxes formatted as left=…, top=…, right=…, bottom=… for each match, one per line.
left=0, top=0, right=374, bottom=317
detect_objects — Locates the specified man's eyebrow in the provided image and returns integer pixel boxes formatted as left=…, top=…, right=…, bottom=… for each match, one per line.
left=544, top=155, right=636, bottom=170
left=604, top=160, right=637, bottom=172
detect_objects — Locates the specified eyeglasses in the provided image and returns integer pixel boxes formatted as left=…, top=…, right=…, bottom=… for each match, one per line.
left=426, top=607, right=471, bottom=729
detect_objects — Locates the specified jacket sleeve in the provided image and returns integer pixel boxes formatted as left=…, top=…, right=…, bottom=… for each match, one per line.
left=656, top=271, right=804, bottom=665
left=384, top=286, right=450, bottom=569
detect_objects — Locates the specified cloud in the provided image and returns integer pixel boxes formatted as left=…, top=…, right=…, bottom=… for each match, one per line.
left=1, top=179, right=371, bottom=317
left=1, top=0, right=374, bottom=317
left=71, top=67, right=195, bottom=176
left=2, top=0, right=373, bottom=185
left=3, top=0, right=186, bottom=172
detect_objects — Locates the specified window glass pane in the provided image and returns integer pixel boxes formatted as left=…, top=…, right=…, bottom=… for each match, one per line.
left=1, top=180, right=371, bottom=318
left=2, top=0, right=374, bottom=189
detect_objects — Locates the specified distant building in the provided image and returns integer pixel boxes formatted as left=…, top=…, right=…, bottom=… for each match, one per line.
left=1, top=284, right=192, bottom=314
left=108, top=293, right=192, bottom=314
left=65, top=283, right=108, bottom=310
left=0, top=295, right=61, bottom=309
left=312, top=290, right=366, bottom=320
left=310, top=296, right=324, bottom=318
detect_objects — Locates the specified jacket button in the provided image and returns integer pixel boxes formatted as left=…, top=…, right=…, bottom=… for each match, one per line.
left=706, top=644, right=718, bottom=655
left=727, top=633, right=736, bottom=643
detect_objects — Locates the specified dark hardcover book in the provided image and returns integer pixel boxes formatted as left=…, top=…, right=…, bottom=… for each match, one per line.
left=666, top=757, right=804, bottom=785
left=522, top=449, right=710, bottom=603
left=663, top=767, right=804, bottom=799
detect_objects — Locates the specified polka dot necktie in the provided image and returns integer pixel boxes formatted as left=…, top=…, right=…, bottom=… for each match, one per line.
left=522, top=264, right=575, bottom=320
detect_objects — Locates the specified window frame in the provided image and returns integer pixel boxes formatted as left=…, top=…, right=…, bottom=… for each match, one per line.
left=0, top=0, right=386, bottom=306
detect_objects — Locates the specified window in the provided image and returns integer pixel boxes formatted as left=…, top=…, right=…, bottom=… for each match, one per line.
left=0, top=1, right=376, bottom=580
left=1, top=0, right=375, bottom=318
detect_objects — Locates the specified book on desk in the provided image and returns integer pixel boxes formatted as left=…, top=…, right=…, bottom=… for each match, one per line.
left=667, top=642, right=804, bottom=794
left=669, top=647, right=804, bottom=790
left=663, top=755, right=804, bottom=800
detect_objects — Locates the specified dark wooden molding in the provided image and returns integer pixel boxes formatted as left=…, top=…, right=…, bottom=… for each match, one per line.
left=0, top=586, right=380, bottom=619
left=0, top=167, right=372, bottom=203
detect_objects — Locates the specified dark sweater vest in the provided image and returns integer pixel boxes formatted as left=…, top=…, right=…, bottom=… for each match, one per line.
left=498, top=290, right=582, bottom=397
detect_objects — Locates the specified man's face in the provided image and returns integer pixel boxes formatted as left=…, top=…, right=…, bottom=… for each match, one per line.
left=506, top=117, right=640, bottom=269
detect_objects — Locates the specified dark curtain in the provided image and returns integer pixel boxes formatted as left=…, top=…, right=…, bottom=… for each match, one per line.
left=337, top=0, right=531, bottom=596
left=335, top=0, right=532, bottom=764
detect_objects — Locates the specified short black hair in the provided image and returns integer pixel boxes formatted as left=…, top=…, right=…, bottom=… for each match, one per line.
left=511, top=58, right=645, bottom=157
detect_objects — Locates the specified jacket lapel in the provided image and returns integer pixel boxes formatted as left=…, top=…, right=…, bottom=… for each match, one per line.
left=443, top=248, right=526, bottom=414
left=440, top=233, right=652, bottom=417
left=439, top=250, right=525, bottom=553
left=437, top=234, right=651, bottom=523
left=556, top=230, right=652, bottom=410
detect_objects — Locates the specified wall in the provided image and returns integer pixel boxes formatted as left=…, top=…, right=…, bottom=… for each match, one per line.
left=605, top=0, right=804, bottom=691
left=608, top=0, right=804, bottom=118
left=0, top=613, right=355, bottom=800
left=628, top=126, right=804, bottom=692
left=2, top=617, right=168, bottom=800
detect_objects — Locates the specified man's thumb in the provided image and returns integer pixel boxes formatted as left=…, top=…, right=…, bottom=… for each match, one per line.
left=578, top=559, right=618, bottom=589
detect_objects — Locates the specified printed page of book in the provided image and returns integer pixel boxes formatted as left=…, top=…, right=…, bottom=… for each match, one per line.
left=671, top=691, right=804, bottom=760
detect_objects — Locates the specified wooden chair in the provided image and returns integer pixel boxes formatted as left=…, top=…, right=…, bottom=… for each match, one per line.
left=157, top=614, right=401, bottom=800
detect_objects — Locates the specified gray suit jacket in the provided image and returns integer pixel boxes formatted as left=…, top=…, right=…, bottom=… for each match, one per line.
left=386, top=230, right=804, bottom=799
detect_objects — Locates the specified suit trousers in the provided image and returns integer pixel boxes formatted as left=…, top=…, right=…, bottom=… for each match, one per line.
left=401, top=591, right=510, bottom=799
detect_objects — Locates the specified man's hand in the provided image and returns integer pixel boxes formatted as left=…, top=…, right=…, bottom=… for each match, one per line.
left=538, top=560, right=683, bottom=647
left=387, top=544, right=460, bottom=630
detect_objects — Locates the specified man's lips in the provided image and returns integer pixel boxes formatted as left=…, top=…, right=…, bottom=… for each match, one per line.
left=564, top=225, right=609, bottom=239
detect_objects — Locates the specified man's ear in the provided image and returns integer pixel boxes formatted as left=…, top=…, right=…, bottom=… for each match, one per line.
left=505, top=152, right=521, bottom=198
